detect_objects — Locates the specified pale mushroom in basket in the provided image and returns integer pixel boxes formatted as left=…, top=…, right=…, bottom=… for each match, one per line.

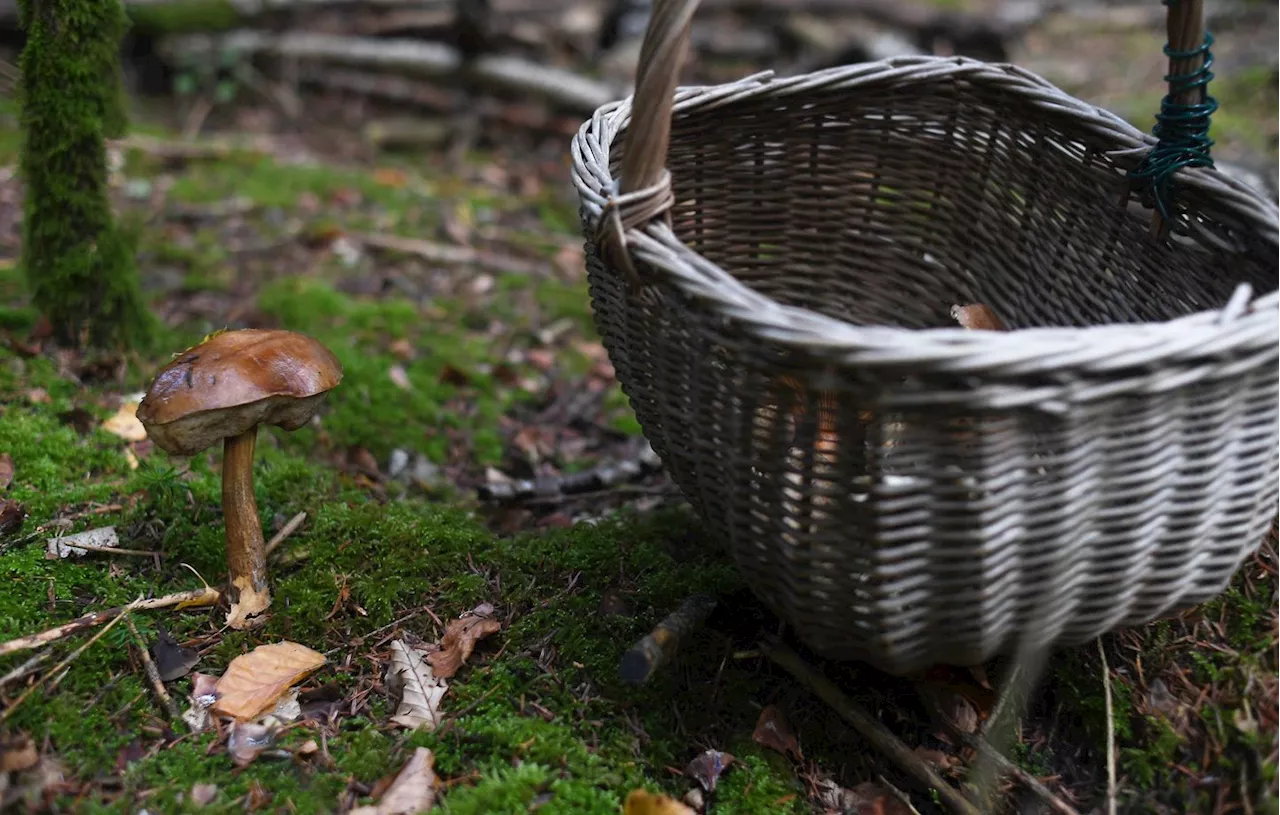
left=136, top=329, right=343, bottom=630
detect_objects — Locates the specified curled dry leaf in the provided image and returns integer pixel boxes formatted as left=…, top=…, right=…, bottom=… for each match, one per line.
left=46, top=526, right=118, bottom=559
left=751, top=705, right=801, bottom=761
left=227, top=720, right=277, bottom=768
left=623, top=789, right=697, bottom=815
left=151, top=626, right=200, bottom=682
left=101, top=396, right=149, bottom=442
left=0, top=499, right=25, bottom=537
left=386, top=640, right=447, bottom=731
left=190, top=783, right=219, bottom=807
left=685, top=749, right=735, bottom=793
left=427, top=604, right=501, bottom=679
left=212, top=641, right=326, bottom=721
left=950, top=303, right=1009, bottom=332
left=349, top=747, right=437, bottom=815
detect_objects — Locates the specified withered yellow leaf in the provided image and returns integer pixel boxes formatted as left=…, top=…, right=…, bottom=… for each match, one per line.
left=102, top=398, right=148, bottom=442
left=212, top=641, right=326, bottom=721
left=623, top=789, right=696, bottom=815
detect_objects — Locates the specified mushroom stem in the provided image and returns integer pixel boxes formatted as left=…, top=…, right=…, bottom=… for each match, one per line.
left=221, top=428, right=271, bottom=629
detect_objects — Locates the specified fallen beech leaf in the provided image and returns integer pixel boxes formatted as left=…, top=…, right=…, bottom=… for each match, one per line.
left=151, top=625, right=200, bottom=682
left=227, top=720, right=276, bottom=767
left=0, top=453, right=13, bottom=489
left=385, top=640, right=447, bottom=731
left=950, top=303, right=1008, bottom=331
left=623, top=789, right=697, bottom=815
left=685, top=749, right=735, bottom=793
left=752, top=705, right=801, bottom=760
left=0, top=733, right=39, bottom=772
left=350, top=747, right=437, bottom=815
left=212, top=641, right=327, bottom=721
left=46, top=526, right=118, bottom=559
left=190, top=783, right=219, bottom=807
left=388, top=364, right=413, bottom=391
left=427, top=606, right=501, bottom=679
left=848, top=781, right=915, bottom=815
left=102, top=396, right=148, bottom=442
left=0, top=499, right=25, bottom=537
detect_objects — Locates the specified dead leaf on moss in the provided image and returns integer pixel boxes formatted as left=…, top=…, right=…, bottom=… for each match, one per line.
left=623, top=789, right=697, bottom=815
left=151, top=625, right=200, bottom=682
left=386, top=640, right=447, bottom=731
left=427, top=604, right=501, bottom=679
left=349, top=747, right=437, bottom=815
left=212, top=641, right=326, bottom=721
left=0, top=733, right=39, bottom=772
left=0, top=499, right=24, bottom=537
left=751, top=705, right=801, bottom=761
left=45, top=526, right=118, bottom=559
left=190, top=783, right=218, bottom=807
left=0, top=453, right=13, bottom=490
left=388, top=364, right=413, bottom=391
left=685, top=749, right=734, bottom=793
left=847, top=781, right=915, bottom=815
left=101, top=396, right=148, bottom=442
left=227, top=720, right=276, bottom=767
left=183, top=672, right=221, bottom=733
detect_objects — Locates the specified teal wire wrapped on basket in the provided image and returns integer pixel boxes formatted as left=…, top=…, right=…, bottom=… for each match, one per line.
left=569, top=0, right=1279, bottom=675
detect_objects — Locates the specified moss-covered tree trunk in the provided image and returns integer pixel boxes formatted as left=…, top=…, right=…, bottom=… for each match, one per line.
left=18, top=0, right=152, bottom=349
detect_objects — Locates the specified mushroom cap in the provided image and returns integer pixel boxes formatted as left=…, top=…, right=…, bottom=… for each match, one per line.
left=137, top=329, right=343, bottom=456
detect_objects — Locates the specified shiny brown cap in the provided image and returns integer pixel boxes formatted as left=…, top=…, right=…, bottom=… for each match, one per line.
left=137, top=329, right=343, bottom=456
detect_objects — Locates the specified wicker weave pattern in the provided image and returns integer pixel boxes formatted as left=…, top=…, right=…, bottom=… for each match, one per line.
left=571, top=56, right=1279, bottom=674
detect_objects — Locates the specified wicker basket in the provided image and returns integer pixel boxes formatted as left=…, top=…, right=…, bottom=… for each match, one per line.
left=570, top=0, right=1279, bottom=675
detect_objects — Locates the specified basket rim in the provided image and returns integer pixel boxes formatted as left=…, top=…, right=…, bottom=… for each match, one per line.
left=570, top=56, right=1280, bottom=380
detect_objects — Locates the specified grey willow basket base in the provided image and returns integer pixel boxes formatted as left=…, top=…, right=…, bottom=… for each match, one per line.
left=573, top=57, right=1280, bottom=675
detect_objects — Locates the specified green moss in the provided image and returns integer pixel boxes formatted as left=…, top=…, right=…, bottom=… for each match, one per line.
left=16, top=0, right=155, bottom=350
left=125, top=0, right=240, bottom=35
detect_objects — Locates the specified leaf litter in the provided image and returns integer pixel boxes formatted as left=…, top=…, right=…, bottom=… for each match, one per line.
left=427, top=602, right=501, bottom=679
left=211, top=641, right=326, bottom=721
left=349, top=747, right=437, bottom=815
left=385, top=640, right=448, bottom=731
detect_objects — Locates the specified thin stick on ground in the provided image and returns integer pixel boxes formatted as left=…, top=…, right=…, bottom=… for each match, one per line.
left=265, top=510, right=308, bottom=557
left=1099, top=637, right=1117, bottom=815
left=0, top=587, right=222, bottom=658
left=125, top=618, right=181, bottom=722
left=0, top=651, right=52, bottom=692
left=0, top=597, right=145, bottom=724
left=619, top=593, right=718, bottom=684
left=952, top=731, right=1081, bottom=815
left=758, top=638, right=982, bottom=815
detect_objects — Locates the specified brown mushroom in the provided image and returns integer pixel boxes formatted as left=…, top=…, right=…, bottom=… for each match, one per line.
left=137, top=329, right=343, bottom=630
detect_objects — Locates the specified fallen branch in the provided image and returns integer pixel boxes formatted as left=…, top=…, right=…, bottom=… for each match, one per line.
left=353, top=232, right=551, bottom=278
left=158, top=31, right=623, bottom=114
left=0, top=651, right=51, bottom=692
left=479, top=443, right=664, bottom=502
left=0, top=587, right=222, bottom=658
left=759, top=638, right=982, bottom=815
left=619, top=594, right=718, bottom=684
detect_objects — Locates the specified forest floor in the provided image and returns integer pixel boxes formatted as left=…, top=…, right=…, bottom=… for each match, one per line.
left=0, top=1, right=1277, bottom=813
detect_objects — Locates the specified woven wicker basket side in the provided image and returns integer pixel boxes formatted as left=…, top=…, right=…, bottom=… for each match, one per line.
left=571, top=0, right=1279, bottom=673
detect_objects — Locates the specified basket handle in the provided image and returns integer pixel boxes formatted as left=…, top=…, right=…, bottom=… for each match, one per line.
left=616, top=0, right=699, bottom=199
left=1132, top=0, right=1217, bottom=236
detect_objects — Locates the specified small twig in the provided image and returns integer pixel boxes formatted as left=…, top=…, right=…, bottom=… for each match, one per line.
left=953, top=731, right=1081, bottom=815
left=0, top=651, right=52, bottom=691
left=1099, top=638, right=1117, bottom=815
left=51, top=541, right=160, bottom=559
left=759, top=638, right=981, bottom=815
left=877, top=774, right=924, bottom=815
left=619, top=593, right=718, bottom=684
left=0, top=587, right=222, bottom=658
left=0, top=597, right=145, bottom=724
left=353, top=231, right=551, bottom=278
left=265, top=511, right=308, bottom=557
left=126, top=618, right=181, bottom=722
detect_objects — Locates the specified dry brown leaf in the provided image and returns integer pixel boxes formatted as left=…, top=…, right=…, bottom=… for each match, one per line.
left=190, top=782, right=219, bottom=807
left=950, top=303, right=1009, bottom=331
left=25, top=388, right=49, bottom=404
left=46, top=526, right=118, bottom=559
left=350, top=747, right=437, bottom=815
left=848, top=781, right=915, bottom=815
left=212, top=641, right=326, bottom=721
left=388, top=364, right=413, bottom=391
left=751, top=705, right=801, bottom=760
left=227, top=720, right=276, bottom=767
left=427, top=606, right=501, bottom=679
left=386, top=640, right=447, bottom=731
left=101, top=397, right=149, bottom=442
left=0, top=733, right=39, bottom=772
left=0, top=498, right=25, bottom=536
left=623, top=789, right=697, bottom=815
left=685, top=749, right=734, bottom=793
left=0, top=452, right=13, bottom=489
